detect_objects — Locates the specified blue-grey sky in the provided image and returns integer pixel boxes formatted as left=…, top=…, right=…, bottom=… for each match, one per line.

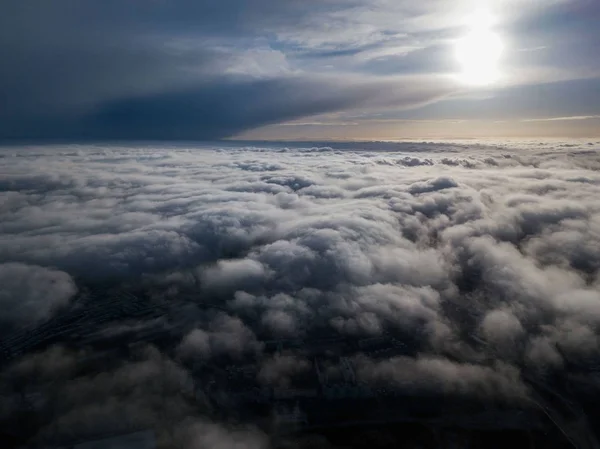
left=1, top=0, right=599, bottom=141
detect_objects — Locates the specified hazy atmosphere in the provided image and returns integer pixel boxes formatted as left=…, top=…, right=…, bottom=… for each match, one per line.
left=1, top=1, right=600, bottom=449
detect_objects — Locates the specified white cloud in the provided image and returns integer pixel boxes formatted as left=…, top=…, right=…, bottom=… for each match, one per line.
left=354, top=355, right=529, bottom=402
left=0, top=263, right=77, bottom=329
left=2, top=139, right=600, bottom=410
left=178, top=314, right=263, bottom=361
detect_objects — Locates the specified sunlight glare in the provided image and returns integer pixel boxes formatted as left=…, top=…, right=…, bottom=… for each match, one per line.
left=466, top=9, right=495, bottom=30
left=455, top=11, right=504, bottom=86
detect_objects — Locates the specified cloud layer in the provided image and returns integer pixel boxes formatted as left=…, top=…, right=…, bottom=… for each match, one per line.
left=1, top=140, right=600, bottom=445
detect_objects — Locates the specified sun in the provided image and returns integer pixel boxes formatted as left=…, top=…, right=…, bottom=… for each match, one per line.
left=455, top=13, right=504, bottom=86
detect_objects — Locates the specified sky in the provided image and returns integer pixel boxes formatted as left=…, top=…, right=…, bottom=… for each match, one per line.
left=1, top=0, right=600, bottom=141
left=3, top=2, right=600, bottom=445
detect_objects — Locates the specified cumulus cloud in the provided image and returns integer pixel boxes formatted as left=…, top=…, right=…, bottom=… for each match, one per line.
left=0, top=263, right=77, bottom=330
left=257, top=353, right=312, bottom=388
left=355, top=355, right=530, bottom=403
left=479, top=309, right=525, bottom=354
left=0, top=345, right=268, bottom=448
left=2, top=140, right=600, bottom=444
left=178, top=314, right=263, bottom=361
left=201, top=259, right=270, bottom=294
